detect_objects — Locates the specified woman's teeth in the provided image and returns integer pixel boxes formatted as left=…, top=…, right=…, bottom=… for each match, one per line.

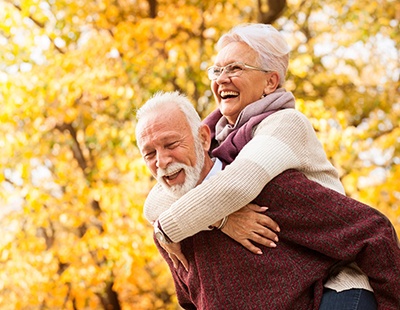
left=220, top=91, right=239, bottom=99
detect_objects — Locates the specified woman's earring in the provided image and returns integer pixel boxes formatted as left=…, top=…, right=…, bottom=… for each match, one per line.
left=261, top=93, right=267, bottom=99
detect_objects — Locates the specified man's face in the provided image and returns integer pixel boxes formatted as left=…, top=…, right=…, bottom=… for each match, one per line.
left=137, top=107, right=205, bottom=197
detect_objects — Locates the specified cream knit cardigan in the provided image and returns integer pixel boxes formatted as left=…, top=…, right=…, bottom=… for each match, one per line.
left=144, top=108, right=344, bottom=230
left=144, top=108, right=372, bottom=293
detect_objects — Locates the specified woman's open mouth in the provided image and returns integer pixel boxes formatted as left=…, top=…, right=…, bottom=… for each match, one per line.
left=220, top=91, right=239, bottom=99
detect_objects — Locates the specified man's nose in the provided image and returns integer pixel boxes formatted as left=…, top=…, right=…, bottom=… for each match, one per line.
left=155, top=149, right=172, bottom=169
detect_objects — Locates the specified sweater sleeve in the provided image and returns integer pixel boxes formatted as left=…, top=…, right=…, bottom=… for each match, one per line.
left=143, top=183, right=178, bottom=223
left=262, top=170, right=400, bottom=309
left=152, top=109, right=343, bottom=242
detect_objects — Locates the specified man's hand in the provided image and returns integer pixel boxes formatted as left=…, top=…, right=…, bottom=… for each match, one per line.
left=159, top=242, right=189, bottom=271
left=221, top=204, right=280, bottom=255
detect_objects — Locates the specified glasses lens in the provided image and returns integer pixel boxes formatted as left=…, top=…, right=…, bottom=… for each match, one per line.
left=207, top=66, right=221, bottom=80
left=225, top=63, right=244, bottom=76
left=207, top=63, right=246, bottom=80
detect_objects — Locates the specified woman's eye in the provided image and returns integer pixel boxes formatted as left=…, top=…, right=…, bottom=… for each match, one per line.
left=229, top=65, right=242, bottom=71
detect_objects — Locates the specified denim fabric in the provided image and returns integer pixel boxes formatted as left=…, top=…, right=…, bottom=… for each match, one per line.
left=319, top=288, right=377, bottom=310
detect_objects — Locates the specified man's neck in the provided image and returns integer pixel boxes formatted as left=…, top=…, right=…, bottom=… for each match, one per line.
left=204, top=158, right=222, bottom=182
left=198, top=156, right=217, bottom=184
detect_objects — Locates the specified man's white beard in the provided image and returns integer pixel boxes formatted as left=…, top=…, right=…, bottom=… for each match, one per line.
left=156, top=138, right=205, bottom=198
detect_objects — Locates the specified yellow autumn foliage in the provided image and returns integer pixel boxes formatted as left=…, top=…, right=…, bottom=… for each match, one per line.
left=0, top=0, right=399, bottom=309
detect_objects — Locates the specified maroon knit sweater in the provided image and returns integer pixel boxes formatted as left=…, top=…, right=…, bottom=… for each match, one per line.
left=155, top=111, right=400, bottom=310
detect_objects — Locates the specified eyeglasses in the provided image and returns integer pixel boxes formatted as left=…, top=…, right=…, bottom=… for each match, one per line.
left=207, top=62, right=272, bottom=80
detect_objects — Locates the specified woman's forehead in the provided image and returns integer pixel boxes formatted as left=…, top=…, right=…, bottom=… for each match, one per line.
left=214, top=42, right=256, bottom=65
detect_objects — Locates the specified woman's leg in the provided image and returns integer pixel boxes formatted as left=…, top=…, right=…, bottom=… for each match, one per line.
left=319, top=288, right=377, bottom=310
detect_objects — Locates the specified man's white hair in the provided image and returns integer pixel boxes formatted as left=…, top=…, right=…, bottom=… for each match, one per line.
left=136, top=91, right=201, bottom=140
left=217, top=23, right=290, bottom=86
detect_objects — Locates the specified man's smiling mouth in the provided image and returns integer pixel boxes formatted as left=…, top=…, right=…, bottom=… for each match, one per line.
left=163, top=169, right=183, bottom=181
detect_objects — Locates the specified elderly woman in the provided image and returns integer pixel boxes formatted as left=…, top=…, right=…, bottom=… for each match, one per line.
left=142, top=24, right=378, bottom=309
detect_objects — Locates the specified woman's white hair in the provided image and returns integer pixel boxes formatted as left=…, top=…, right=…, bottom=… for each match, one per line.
left=136, top=91, right=202, bottom=140
left=217, top=23, right=290, bottom=86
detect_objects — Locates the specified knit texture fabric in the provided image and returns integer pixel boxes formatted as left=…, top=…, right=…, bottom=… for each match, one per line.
left=203, top=107, right=378, bottom=293
left=156, top=169, right=400, bottom=309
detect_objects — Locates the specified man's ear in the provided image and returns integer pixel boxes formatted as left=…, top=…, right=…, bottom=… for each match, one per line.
left=263, top=71, right=280, bottom=95
left=199, top=124, right=211, bottom=152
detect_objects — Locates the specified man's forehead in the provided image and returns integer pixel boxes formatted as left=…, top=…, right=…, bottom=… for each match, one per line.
left=138, top=112, right=190, bottom=145
left=141, top=109, right=188, bottom=131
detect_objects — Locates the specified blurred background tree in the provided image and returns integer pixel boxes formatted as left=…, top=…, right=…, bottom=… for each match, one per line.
left=0, top=0, right=398, bottom=308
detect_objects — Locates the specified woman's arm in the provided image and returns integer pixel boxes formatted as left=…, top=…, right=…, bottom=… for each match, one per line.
left=145, top=176, right=281, bottom=251
left=152, top=109, right=342, bottom=242
left=143, top=183, right=177, bottom=223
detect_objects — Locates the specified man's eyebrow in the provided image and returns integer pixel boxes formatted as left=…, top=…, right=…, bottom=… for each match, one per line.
left=140, top=145, right=153, bottom=153
left=158, top=134, right=182, bottom=143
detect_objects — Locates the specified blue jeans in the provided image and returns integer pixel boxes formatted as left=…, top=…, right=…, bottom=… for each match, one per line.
left=319, top=288, right=377, bottom=310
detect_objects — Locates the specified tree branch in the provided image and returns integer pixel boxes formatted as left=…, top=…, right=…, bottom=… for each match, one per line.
left=257, top=0, right=287, bottom=24
left=55, top=123, right=88, bottom=173
left=9, top=1, right=66, bottom=54
left=148, top=0, right=157, bottom=18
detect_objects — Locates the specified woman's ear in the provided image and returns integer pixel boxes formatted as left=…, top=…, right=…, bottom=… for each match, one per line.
left=199, top=124, right=211, bottom=152
left=263, top=72, right=280, bottom=95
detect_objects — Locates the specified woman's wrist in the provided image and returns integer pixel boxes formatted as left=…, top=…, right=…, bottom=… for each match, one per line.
left=208, top=216, right=229, bottom=230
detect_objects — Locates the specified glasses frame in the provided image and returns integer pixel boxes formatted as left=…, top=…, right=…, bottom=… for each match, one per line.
left=207, top=61, right=272, bottom=80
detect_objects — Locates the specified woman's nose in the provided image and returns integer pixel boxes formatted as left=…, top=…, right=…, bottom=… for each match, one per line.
left=215, top=70, right=231, bottom=84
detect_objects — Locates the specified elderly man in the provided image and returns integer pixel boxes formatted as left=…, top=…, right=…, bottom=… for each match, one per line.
left=135, top=91, right=400, bottom=309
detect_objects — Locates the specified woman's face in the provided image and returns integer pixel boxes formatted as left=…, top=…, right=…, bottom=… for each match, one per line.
left=211, top=42, right=270, bottom=124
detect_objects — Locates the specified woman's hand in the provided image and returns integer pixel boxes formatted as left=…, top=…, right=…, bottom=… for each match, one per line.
left=221, top=204, right=280, bottom=255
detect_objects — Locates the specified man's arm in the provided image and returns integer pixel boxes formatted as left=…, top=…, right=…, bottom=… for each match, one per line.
left=263, top=169, right=400, bottom=309
left=153, top=238, right=196, bottom=310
